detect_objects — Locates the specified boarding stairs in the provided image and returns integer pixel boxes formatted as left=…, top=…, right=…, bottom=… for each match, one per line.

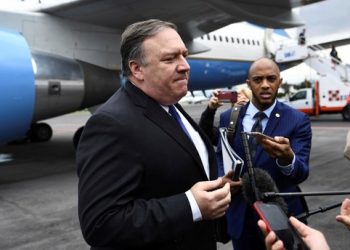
left=274, top=42, right=349, bottom=83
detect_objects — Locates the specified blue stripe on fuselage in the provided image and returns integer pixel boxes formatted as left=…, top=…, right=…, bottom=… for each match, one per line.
left=187, top=59, right=251, bottom=90
left=0, top=29, right=35, bottom=143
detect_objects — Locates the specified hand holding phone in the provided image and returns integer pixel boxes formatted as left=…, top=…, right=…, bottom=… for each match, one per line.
left=217, top=90, right=237, bottom=103
left=246, top=132, right=275, bottom=142
left=254, top=202, right=309, bottom=250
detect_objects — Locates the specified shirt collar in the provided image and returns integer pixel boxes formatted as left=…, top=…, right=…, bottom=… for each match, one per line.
left=246, top=100, right=277, bottom=118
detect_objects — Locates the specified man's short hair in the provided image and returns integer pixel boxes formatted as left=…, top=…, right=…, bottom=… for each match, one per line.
left=120, top=19, right=177, bottom=77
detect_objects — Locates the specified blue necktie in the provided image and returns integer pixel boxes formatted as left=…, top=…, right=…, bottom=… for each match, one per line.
left=249, top=111, right=267, bottom=158
left=168, top=105, right=192, bottom=141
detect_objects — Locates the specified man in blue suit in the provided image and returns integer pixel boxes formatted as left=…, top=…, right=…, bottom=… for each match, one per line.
left=217, top=58, right=312, bottom=250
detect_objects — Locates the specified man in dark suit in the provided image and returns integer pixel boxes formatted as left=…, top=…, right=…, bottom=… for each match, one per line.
left=76, top=19, right=231, bottom=250
left=217, top=58, right=312, bottom=250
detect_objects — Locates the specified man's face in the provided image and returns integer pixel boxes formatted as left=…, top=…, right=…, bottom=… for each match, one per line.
left=133, top=28, right=190, bottom=105
left=246, top=59, right=282, bottom=110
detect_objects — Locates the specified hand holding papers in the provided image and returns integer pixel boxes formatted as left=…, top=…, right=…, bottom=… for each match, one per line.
left=219, top=128, right=244, bottom=181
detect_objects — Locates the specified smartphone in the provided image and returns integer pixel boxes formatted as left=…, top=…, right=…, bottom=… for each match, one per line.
left=246, top=131, right=275, bottom=142
left=254, top=202, right=309, bottom=250
left=217, top=90, right=237, bottom=103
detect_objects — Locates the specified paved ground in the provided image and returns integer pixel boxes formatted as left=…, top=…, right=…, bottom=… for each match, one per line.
left=0, top=103, right=349, bottom=250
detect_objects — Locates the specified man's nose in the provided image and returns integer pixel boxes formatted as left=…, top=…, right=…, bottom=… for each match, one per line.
left=177, top=56, right=190, bottom=72
left=261, top=78, right=270, bottom=88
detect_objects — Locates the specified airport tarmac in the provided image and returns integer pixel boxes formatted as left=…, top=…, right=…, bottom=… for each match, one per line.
left=0, top=102, right=349, bottom=250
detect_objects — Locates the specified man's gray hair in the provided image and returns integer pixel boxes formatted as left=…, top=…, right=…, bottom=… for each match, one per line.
left=121, top=19, right=177, bottom=77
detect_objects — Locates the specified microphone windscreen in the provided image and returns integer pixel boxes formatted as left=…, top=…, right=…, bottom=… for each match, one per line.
left=242, top=168, right=288, bottom=214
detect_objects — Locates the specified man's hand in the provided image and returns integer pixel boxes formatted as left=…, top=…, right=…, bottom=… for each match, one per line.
left=257, top=220, right=284, bottom=250
left=258, top=217, right=330, bottom=250
left=190, top=178, right=231, bottom=220
left=289, top=217, right=330, bottom=250
left=259, top=136, right=294, bottom=165
left=208, top=89, right=223, bottom=110
left=336, top=198, right=350, bottom=231
left=222, top=170, right=242, bottom=195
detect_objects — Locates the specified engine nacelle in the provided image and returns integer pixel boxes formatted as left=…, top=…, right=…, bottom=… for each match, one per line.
left=0, top=29, right=120, bottom=144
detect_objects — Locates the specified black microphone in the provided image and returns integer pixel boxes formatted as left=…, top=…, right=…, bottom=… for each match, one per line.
left=240, top=131, right=287, bottom=213
left=240, top=132, right=309, bottom=250
left=264, top=191, right=350, bottom=198
left=242, top=168, right=288, bottom=214
left=297, top=201, right=343, bottom=220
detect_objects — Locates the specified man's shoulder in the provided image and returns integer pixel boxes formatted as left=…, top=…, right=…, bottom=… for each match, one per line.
left=277, top=101, right=308, bottom=118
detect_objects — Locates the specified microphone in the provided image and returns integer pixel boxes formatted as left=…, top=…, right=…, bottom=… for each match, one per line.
left=297, top=201, right=343, bottom=220
left=264, top=191, right=350, bottom=198
left=241, top=132, right=309, bottom=250
left=240, top=131, right=287, bottom=212
left=242, top=168, right=288, bottom=214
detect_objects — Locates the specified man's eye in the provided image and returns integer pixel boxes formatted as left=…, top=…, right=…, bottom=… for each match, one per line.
left=267, top=76, right=277, bottom=82
left=163, top=57, right=174, bottom=62
left=253, top=77, right=262, bottom=83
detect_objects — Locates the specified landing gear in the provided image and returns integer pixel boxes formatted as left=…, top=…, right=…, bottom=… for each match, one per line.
left=342, top=104, right=350, bottom=121
left=28, top=123, right=53, bottom=142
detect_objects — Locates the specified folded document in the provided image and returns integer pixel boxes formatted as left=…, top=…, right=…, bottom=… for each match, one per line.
left=219, top=128, right=244, bottom=181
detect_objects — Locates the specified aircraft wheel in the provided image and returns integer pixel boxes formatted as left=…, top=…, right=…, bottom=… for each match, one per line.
left=30, top=123, right=53, bottom=142
left=342, top=105, right=350, bottom=121
left=73, top=126, right=84, bottom=149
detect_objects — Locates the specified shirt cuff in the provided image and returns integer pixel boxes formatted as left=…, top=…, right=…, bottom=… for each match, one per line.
left=185, top=190, right=202, bottom=222
left=276, top=153, right=296, bottom=176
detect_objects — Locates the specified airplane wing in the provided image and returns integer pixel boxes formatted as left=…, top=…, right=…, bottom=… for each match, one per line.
left=38, top=0, right=324, bottom=43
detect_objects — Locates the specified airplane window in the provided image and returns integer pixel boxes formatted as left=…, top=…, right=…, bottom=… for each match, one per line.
left=242, top=39, right=245, bottom=44
left=252, top=40, right=255, bottom=45
left=213, top=35, right=217, bottom=41
left=225, top=36, right=229, bottom=43
left=237, top=38, right=240, bottom=44
left=247, top=39, right=250, bottom=45
left=231, top=37, right=234, bottom=43
left=207, top=34, right=210, bottom=40
left=219, top=36, right=222, bottom=42
left=257, top=40, right=260, bottom=46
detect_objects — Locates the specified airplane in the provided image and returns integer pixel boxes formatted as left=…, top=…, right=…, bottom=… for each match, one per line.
left=0, top=0, right=347, bottom=147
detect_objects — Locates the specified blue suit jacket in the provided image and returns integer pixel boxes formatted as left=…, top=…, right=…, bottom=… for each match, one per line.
left=217, top=101, right=312, bottom=240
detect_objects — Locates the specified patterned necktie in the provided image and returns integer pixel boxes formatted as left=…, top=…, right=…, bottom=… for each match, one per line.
left=168, top=105, right=192, bottom=141
left=249, top=111, right=267, bottom=158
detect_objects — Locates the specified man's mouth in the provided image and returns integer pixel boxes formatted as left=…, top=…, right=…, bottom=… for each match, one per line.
left=260, top=92, right=271, bottom=99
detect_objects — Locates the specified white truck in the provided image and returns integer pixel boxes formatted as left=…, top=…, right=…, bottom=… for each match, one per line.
left=287, top=76, right=350, bottom=120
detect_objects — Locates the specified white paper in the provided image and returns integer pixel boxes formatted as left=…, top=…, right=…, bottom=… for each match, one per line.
left=219, top=128, right=244, bottom=180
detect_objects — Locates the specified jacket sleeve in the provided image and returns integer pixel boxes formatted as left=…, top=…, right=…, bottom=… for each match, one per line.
left=199, top=106, right=219, bottom=145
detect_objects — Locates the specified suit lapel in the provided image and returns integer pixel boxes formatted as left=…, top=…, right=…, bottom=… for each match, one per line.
left=124, top=82, right=207, bottom=178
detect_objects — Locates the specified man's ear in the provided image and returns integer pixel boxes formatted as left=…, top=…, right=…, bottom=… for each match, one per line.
left=129, top=60, right=143, bottom=81
left=279, top=77, right=283, bottom=87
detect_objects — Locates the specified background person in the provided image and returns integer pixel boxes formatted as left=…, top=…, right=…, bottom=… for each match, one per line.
left=217, top=58, right=312, bottom=250
left=298, top=28, right=306, bottom=45
left=76, top=19, right=231, bottom=250
left=199, top=86, right=251, bottom=145
left=330, top=44, right=342, bottom=64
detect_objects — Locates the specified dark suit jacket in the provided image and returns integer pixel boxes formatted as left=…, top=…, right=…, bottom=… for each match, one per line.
left=76, top=81, right=220, bottom=250
left=217, top=101, right=312, bottom=240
